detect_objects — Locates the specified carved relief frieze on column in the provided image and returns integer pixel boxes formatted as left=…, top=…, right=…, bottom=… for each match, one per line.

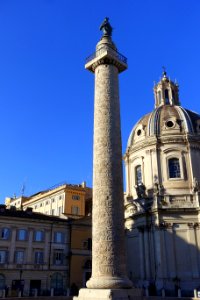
left=85, top=19, right=132, bottom=290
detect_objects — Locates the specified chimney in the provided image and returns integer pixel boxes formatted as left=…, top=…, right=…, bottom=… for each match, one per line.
left=81, top=181, right=86, bottom=188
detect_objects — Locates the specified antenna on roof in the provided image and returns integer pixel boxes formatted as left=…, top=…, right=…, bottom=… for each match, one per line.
left=20, top=181, right=26, bottom=210
left=21, top=183, right=25, bottom=196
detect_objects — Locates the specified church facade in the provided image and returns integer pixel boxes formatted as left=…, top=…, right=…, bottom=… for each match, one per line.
left=124, top=71, right=200, bottom=296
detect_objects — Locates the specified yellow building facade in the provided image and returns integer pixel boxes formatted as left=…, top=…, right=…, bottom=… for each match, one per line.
left=5, top=182, right=92, bottom=219
left=69, top=217, right=91, bottom=291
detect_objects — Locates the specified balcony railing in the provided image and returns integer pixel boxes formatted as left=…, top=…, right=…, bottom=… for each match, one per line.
left=86, top=46, right=127, bottom=65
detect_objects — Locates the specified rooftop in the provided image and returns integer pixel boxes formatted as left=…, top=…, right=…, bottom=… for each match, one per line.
left=0, top=204, right=69, bottom=222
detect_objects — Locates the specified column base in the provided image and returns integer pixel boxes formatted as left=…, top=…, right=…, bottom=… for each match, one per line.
left=86, top=276, right=133, bottom=289
left=74, top=288, right=143, bottom=300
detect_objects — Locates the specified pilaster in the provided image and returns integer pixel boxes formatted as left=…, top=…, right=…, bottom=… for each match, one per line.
left=138, top=227, right=145, bottom=279
left=9, top=226, right=17, bottom=263
left=27, top=228, right=33, bottom=263
left=164, top=223, right=176, bottom=278
left=187, top=223, right=199, bottom=277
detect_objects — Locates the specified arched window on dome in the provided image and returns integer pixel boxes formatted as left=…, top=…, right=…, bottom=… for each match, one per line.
left=168, top=158, right=181, bottom=178
left=135, top=165, right=142, bottom=185
left=165, top=89, right=170, bottom=104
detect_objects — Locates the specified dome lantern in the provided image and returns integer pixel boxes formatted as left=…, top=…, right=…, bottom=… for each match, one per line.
left=154, top=69, right=180, bottom=108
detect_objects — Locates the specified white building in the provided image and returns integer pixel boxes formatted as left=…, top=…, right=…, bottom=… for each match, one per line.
left=124, top=71, right=200, bottom=297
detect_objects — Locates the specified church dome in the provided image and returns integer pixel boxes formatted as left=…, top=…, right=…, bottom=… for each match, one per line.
left=127, top=105, right=200, bottom=148
left=124, top=71, right=200, bottom=201
left=127, top=72, right=200, bottom=148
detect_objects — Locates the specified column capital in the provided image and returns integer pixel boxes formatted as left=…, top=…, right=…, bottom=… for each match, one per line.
left=188, top=222, right=194, bottom=229
left=85, top=35, right=127, bottom=74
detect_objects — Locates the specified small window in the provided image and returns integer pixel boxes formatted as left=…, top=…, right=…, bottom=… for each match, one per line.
left=40, top=203, right=43, bottom=207
left=54, top=232, right=64, bottom=243
left=166, top=120, right=174, bottom=128
left=165, top=89, right=170, bottom=104
left=15, top=250, right=24, bottom=264
left=52, top=198, right=55, bottom=203
left=168, top=158, right=181, bottom=178
left=45, top=200, right=49, bottom=205
left=17, top=229, right=27, bottom=241
left=53, top=250, right=64, bottom=265
left=135, top=165, right=142, bottom=185
left=59, top=195, right=63, bottom=200
left=71, top=206, right=80, bottom=215
left=1, top=228, right=10, bottom=240
left=34, top=230, right=44, bottom=242
left=72, top=195, right=80, bottom=200
left=0, top=250, right=8, bottom=264
left=34, top=251, right=44, bottom=264
left=58, top=206, right=63, bottom=215
left=83, top=238, right=92, bottom=250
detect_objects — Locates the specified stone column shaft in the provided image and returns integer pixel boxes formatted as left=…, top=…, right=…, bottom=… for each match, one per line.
left=85, top=36, right=132, bottom=290
left=90, top=64, right=127, bottom=288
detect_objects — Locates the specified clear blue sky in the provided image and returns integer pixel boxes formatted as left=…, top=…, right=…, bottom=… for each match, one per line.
left=0, top=0, right=200, bottom=203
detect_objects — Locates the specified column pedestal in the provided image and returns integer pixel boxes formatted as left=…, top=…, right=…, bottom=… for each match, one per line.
left=74, top=288, right=143, bottom=300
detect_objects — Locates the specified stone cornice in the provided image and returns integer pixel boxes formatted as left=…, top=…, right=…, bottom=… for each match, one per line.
left=124, top=206, right=200, bottom=221
left=126, top=135, right=200, bottom=155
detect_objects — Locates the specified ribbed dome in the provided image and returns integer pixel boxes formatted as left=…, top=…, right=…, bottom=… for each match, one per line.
left=127, top=105, right=200, bottom=148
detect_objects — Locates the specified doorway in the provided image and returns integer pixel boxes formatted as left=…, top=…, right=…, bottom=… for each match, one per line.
left=30, top=280, right=41, bottom=296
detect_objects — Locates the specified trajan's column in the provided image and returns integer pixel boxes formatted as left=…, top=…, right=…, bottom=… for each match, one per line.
left=75, top=19, right=141, bottom=300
